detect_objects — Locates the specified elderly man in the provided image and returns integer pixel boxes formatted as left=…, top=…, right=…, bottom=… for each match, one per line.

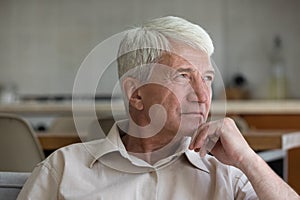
left=18, top=16, right=298, bottom=200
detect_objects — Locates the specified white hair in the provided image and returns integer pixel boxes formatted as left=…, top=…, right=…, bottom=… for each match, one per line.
left=117, top=16, right=214, bottom=80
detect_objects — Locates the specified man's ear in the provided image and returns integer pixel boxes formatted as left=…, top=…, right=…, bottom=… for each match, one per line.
left=122, top=77, right=144, bottom=110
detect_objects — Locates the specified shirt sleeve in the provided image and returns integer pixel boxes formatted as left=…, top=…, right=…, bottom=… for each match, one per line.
left=234, top=172, right=259, bottom=200
left=16, top=161, right=59, bottom=200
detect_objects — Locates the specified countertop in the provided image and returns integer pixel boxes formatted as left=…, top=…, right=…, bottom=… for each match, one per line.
left=1, top=100, right=300, bottom=116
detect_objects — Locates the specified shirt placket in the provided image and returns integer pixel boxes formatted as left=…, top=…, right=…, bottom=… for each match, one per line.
left=149, top=168, right=159, bottom=200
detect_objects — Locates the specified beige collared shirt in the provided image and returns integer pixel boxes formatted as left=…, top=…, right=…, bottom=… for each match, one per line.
left=18, top=121, right=257, bottom=200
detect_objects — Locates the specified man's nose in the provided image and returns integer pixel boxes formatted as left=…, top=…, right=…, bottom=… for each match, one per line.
left=187, top=76, right=209, bottom=103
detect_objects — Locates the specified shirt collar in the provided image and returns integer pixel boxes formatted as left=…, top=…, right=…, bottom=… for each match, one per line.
left=184, top=150, right=210, bottom=174
left=88, top=120, right=128, bottom=168
left=88, top=120, right=209, bottom=173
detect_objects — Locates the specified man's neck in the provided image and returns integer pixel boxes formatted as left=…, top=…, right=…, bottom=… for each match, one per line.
left=121, top=128, right=182, bottom=164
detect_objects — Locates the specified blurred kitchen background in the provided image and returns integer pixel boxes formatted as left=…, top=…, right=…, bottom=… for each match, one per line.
left=0, top=0, right=299, bottom=101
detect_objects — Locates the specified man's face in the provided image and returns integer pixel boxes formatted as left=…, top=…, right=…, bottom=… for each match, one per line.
left=138, top=43, right=215, bottom=136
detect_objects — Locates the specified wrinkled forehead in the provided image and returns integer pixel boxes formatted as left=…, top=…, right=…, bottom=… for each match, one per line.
left=152, top=44, right=214, bottom=76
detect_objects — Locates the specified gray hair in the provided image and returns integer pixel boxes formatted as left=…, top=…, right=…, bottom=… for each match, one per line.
left=117, top=16, right=214, bottom=81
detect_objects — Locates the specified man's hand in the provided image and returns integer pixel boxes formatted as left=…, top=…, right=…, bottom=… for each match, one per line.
left=189, top=117, right=255, bottom=168
left=189, top=117, right=300, bottom=199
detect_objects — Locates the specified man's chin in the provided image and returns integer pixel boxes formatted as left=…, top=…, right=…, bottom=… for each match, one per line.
left=179, top=119, right=205, bottom=136
left=177, top=126, right=199, bottom=137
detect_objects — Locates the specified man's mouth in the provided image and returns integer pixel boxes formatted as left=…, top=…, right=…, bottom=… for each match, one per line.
left=181, top=112, right=204, bottom=116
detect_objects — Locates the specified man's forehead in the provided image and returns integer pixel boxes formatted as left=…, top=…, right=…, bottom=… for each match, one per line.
left=160, top=48, right=213, bottom=72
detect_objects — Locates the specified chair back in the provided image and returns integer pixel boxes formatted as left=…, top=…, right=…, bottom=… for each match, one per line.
left=0, top=114, right=45, bottom=172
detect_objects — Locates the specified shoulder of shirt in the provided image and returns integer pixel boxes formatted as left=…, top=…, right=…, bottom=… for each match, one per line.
left=38, top=138, right=109, bottom=171
left=39, top=121, right=129, bottom=170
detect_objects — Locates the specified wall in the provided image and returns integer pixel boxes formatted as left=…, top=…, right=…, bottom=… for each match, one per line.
left=225, top=0, right=300, bottom=98
left=0, top=0, right=299, bottom=98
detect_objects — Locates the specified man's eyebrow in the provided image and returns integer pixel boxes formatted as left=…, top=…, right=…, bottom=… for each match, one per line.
left=176, top=68, right=196, bottom=73
left=176, top=68, right=215, bottom=75
left=206, top=69, right=215, bottom=75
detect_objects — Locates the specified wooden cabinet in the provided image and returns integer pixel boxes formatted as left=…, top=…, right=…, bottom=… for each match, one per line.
left=239, top=114, right=300, bottom=130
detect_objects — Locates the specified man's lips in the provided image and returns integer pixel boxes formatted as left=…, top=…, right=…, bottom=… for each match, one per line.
left=181, top=112, right=204, bottom=116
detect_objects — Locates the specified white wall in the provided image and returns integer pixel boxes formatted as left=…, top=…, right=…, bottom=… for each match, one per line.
left=225, top=0, right=300, bottom=98
left=0, top=0, right=299, bottom=98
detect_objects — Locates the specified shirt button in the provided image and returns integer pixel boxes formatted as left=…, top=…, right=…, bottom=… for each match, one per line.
left=149, top=170, right=156, bottom=175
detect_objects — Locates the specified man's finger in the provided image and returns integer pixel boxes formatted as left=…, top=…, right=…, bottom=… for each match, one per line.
left=189, top=124, right=208, bottom=150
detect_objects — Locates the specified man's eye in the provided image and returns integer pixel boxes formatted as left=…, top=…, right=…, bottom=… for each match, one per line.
left=178, top=74, right=188, bottom=78
left=172, top=73, right=190, bottom=84
left=204, top=75, right=214, bottom=82
left=176, top=73, right=189, bottom=79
